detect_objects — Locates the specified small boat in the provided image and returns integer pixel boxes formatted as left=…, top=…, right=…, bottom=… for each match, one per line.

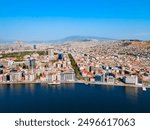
left=142, top=87, right=147, bottom=91
left=48, top=82, right=61, bottom=85
left=85, top=82, right=89, bottom=85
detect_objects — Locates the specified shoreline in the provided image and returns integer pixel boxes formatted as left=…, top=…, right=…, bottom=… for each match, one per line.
left=0, top=81, right=149, bottom=88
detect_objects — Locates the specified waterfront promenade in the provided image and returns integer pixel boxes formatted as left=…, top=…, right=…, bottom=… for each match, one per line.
left=0, top=80, right=149, bottom=88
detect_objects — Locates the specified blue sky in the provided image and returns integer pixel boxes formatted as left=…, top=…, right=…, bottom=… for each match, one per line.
left=0, top=0, right=150, bottom=41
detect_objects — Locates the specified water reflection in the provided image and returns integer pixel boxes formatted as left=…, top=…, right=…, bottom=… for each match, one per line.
left=41, top=83, right=49, bottom=88
left=24, top=83, right=36, bottom=95
left=124, top=86, right=138, bottom=102
left=0, top=84, right=5, bottom=95
left=0, top=84, right=22, bottom=95
left=61, top=83, right=75, bottom=90
left=47, top=83, right=75, bottom=91
left=105, top=85, right=114, bottom=91
left=9, top=84, right=22, bottom=95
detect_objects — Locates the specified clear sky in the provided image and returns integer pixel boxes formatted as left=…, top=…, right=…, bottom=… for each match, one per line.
left=0, top=0, right=150, bottom=41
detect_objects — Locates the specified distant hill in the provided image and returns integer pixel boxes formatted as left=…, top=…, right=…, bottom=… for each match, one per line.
left=55, top=36, right=114, bottom=43
left=0, top=36, right=115, bottom=44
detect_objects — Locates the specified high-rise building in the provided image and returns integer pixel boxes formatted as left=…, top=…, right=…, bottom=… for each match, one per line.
left=48, top=47, right=54, bottom=60
left=33, top=45, right=37, bottom=49
left=30, top=58, right=36, bottom=69
left=25, top=58, right=36, bottom=69
left=58, top=53, right=64, bottom=60
left=15, top=40, right=24, bottom=50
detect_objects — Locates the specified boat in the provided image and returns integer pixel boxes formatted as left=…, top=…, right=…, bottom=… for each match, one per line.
left=142, top=86, right=147, bottom=91
left=85, top=82, right=89, bottom=85
left=48, top=82, right=61, bottom=85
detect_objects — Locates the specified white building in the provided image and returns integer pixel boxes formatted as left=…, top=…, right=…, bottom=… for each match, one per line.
left=10, top=72, right=22, bottom=82
left=46, top=72, right=61, bottom=83
left=61, top=71, right=75, bottom=82
left=106, top=76, right=114, bottom=84
left=48, top=47, right=54, bottom=60
left=123, top=75, right=138, bottom=84
left=24, top=73, right=35, bottom=81
left=29, top=74, right=35, bottom=81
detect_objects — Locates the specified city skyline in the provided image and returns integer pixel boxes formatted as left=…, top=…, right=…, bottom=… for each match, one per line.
left=0, top=0, right=150, bottom=41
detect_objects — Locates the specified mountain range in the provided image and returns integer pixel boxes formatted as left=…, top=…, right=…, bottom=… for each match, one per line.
left=0, top=36, right=115, bottom=44
left=54, top=36, right=115, bottom=43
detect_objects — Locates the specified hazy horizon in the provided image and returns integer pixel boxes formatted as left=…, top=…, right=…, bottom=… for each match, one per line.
left=0, top=0, right=150, bottom=41
left=0, top=35, right=149, bottom=42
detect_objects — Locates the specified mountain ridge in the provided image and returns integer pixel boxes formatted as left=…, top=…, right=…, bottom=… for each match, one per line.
left=0, top=36, right=115, bottom=44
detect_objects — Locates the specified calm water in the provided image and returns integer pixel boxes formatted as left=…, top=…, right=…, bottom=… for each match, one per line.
left=0, top=83, right=150, bottom=113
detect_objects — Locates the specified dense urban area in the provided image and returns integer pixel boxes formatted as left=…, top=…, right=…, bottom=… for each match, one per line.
left=0, top=39, right=150, bottom=87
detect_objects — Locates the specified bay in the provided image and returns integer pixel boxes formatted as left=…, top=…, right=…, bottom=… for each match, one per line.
left=0, top=83, right=150, bottom=113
